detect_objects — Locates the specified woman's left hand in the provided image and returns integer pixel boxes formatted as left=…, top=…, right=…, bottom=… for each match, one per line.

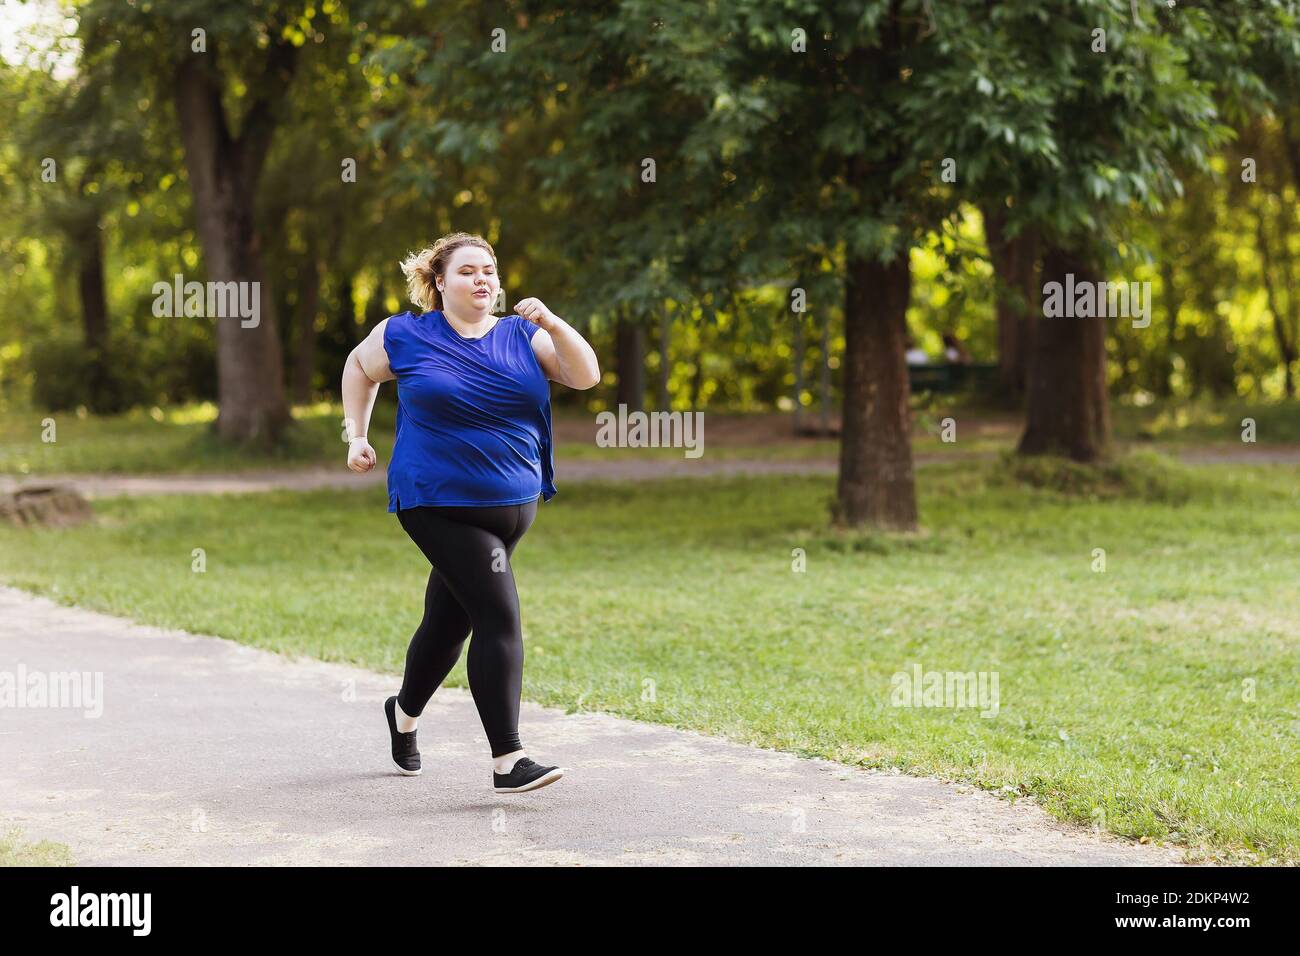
left=515, top=297, right=557, bottom=332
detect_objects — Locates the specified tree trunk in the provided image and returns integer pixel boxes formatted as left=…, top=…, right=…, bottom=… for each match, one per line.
left=690, top=344, right=705, bottom=409
left=835, top=253, right=917, bottom=531
left=292, top=253, right=321, bottom=405
left=1279, top=114, right=1300, bottom=395
left=983, top=203, right=1037, bottom=402
left=173, top=45, right=296, bottom=446
left=792, top=313, right=805, bottom=435
left=75, top=213, right=112, bottom=412
left=338, top=275, right=358, bottom=351
left=657, top=307, right=672, bottom=410
left=274, top=279, right=294, bottom=376
left=1255, top=212, right=1297, bottom=399
left=1158, top=261, right=1180, bottom=398
left=1017, top=245, right=1110, bottom=461
left=819, top=314, right=832, bottom=435
left=1208, top=310, right=1238, bottom=400
left=616, top=314, right=645, bottom=410
left=364, top=278, right=388, bottom=335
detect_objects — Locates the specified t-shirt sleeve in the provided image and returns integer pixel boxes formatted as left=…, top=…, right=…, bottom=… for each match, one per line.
left=382, top=312, right=408, bottom=376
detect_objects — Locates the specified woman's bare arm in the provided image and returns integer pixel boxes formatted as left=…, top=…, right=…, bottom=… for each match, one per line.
left=514, top=297, right=600, bottom=389
left=529, top=317, right=601, bottom=390
left=341, top=318, right=394, bottom=471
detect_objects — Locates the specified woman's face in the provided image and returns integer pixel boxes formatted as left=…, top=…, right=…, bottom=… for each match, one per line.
left=438, top=246, right=499, bottom=316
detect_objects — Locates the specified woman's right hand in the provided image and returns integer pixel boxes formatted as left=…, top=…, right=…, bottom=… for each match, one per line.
left=347, top=438, right=378, bottom=473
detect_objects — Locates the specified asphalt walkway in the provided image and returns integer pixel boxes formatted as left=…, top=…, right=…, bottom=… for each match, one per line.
left=0, top=587, right=1185, bottom=866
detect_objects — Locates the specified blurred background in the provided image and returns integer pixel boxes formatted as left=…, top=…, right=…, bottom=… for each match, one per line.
left=1, top=1, right=1296, bottom=479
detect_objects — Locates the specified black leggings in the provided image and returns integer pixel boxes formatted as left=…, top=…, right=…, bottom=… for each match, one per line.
left=395, top=497, right=539, bottom=757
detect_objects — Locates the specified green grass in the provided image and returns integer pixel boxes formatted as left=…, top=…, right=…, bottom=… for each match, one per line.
left=0, top=828, right=74, bottom=866
left=1111, top=397, right=1300, bottom=446
left=3, top=398, right=1294, bottom=476
left=554, top=437, right=843, bottom=461
left=0, top=401, right=397, bottom=475
left=1, top=454, right=1296, bottom=863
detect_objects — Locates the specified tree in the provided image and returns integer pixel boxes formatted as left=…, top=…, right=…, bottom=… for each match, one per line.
left=364, top=0, right=754, bottom=422
left=1018, top=245, right=1109, bottom=458
left=75, top=0, right=326, bottom=444
left=651, top=2, right=950, bottom=530
left=927, top=2, right=1235, bottom=460
left=170, top=26, right=298, bottom=443
left=981, top=203, right=1037, bottom=402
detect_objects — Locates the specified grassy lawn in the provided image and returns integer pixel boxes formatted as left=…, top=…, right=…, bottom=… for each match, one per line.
left=0, top=454, right=1296, bottom=863
left=0, top=399, right=944, bottom=472
left=3, top=398, right=1295, bottom=475
left=1110, top=397, right=1300, bottom=446
left=0, top=828, right=74, bottom=866
left=0, top=401, right=398, bottom=475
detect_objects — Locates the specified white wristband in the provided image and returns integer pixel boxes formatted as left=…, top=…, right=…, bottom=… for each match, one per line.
left=349, top=436, right=369, bottom=443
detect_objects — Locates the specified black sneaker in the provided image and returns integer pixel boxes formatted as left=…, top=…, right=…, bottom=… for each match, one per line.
left=493, top=757, right=563, bottom=793
left=384, top=696, right=422, bottom=776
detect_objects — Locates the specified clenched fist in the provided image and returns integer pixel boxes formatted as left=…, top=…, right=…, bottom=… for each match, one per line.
left=348, top=438, right=377, bottom=473
left=514, top=297, right=557, bottom=331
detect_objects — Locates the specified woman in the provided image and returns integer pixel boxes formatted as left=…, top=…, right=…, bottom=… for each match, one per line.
left=340, top=233, right=600, bottom=793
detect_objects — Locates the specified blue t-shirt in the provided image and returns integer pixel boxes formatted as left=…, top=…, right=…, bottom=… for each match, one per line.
left=383, top=310, right=557, bottom=511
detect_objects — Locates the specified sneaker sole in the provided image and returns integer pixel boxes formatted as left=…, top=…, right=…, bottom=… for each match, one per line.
left=493, top=768, right=564, bottom=793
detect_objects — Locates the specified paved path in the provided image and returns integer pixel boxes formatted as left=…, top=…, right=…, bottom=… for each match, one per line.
left=2, top=446, right=1295, bottom=500
left=0, top=587, right=1186, bottom=866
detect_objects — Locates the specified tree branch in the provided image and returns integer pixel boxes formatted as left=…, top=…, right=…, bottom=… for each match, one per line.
left=237, top=34, right=301, bottom=190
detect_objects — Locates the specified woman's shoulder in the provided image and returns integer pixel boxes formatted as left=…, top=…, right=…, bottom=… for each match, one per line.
left=508, top=314, right=544, bottom=342
left=382, top=310, right=420, bottom=336
left=380, top=311, right=424, bottom=359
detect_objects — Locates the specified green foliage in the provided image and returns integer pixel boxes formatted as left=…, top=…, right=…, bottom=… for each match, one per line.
left=2, top=0, right=1300, bottom=413
left=28, top=334, right=140, bottom=413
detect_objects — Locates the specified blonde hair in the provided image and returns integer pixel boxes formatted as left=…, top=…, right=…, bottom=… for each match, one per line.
left=399, top=233, right=498, bottom=313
